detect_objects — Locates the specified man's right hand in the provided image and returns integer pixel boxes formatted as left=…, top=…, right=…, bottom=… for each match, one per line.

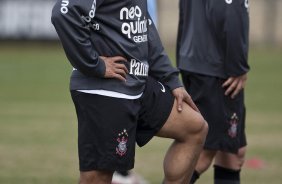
left=100, top=56, right=128, bottom=82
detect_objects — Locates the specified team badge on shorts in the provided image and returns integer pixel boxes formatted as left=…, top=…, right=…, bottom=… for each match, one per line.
left=228, top=113, right=239, bottom=138
left=116, top=129, right=128, bottom=157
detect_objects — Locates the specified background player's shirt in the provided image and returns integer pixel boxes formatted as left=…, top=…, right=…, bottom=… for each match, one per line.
left=177, top=0, right=250, bottom=78
left=52, top=0, right=181, bottom=99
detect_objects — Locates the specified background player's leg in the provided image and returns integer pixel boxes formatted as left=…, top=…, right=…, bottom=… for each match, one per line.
left=189, top=150, right=217, bottom=183
left=213, top=147, right=246, bottom=184
left=79, top=170, right=113, bottom=184
left=156, top=100, right=208, bottom=184
left=194, top=150, right=217, bottom=173
left=215, top=147, right=246, bottom=170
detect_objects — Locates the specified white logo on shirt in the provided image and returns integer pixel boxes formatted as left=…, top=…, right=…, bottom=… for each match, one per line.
left=225, top=0, right=232, bottom=4
left=60, top=0, right=69, bottom=14
left=120, top=6, right=151, bottom=43
left=81, top=0, right=96, bottom=22
left=129, top=59, right=149, bottom=76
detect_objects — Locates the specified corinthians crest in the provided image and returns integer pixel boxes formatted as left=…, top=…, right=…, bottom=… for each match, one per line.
left=228, top=113, right=239, bottom=138
left=116, top=129, right=128, bottom=157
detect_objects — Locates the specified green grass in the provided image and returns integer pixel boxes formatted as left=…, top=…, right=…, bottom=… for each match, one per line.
left=0, top=43, right=282, bottom=183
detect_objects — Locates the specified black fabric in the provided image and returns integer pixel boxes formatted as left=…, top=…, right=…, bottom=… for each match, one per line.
left=190, top=170, right=200, bottom=184
left=136, top=77, right=175, bottom=147
left=116, top=170, right=129, bottom=176
left=181, top=72, right=247, bottom=153
left=70, top=77, right=174, bottom=171
left=214, top=165, right=240, bottom=182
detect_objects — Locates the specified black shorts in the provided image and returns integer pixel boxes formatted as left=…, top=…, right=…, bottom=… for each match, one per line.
left=70, top=77, right=174, bottom=171
left=181, top=72, right=247, bottom=153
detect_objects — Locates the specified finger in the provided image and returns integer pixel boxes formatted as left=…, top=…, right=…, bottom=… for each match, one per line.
left=241, top=79, right=246, bottom=89
left=111, top=56, right=127, bottom=62
left=99, top=56, right=106, bottom=59
left=112, top=73, right=126, bottom=82
left=225, top=86, right=234, bottom=96
left=225, top=80, right=238, bottom=96
left=231, top=81, right=243, bottom=99
left=222, top=77, right=234, bottom=88
left=116, top=63, right=129, bottom=73
left=190, top=101, right=200, bottom=112
left=184, top=95, right=200, bottom=112
left=115, top=68, right=127, bottom=79
left=176, top=95, right=183, bottom=112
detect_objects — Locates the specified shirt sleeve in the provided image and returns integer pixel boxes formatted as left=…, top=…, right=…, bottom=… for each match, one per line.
left=224, top=0, right=250, bottom=77
left=147, top=14, right=182, bottom=90
left=51, top=0, right=106, bottom=78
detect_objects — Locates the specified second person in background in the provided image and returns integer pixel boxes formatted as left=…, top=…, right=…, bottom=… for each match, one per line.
left=177, top=0, right=250, bottom=183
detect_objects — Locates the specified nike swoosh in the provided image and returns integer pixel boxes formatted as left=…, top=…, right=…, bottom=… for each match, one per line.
left=158, top=82, right=166, bottom=93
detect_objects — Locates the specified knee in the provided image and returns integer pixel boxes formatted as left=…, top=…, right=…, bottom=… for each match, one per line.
left=194, top=114, right=208, bottom=140
left=237, top=147, right=247, bottom=168
left=201, top=119, right=209, bottom=138
left=215, top=147, right=247, bottom=170
left=184, top=113, right=208, bottom=143
left=197, top=120, right=208, bottom=145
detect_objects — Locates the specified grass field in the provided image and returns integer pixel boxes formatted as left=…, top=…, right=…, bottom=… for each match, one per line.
left=0, top=43, right=281, bottom=184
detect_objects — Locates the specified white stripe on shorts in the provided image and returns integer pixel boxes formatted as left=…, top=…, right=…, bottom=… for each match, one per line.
left=77, top=90, right=143, bottom=100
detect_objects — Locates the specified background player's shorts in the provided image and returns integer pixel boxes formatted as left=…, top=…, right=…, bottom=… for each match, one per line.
left=70, top=77, right=174, bottom=171
left=181, top=72, right=247, bottom=153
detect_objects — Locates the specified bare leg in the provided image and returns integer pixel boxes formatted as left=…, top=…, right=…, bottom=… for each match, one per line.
left=211, top=147, right=246, bottom=184
left=79, top=170, right=114, bottom=184
left=215, top=147, right=247, bottom=170
left=157, top=100, right=208, bottom=184
left=194, top=150, right=217, bottom=174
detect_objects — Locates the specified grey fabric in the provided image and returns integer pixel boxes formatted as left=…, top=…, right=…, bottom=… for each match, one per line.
left=177, top=0, right=250, bottom=79
left=52, top=0, right=182, bottom=97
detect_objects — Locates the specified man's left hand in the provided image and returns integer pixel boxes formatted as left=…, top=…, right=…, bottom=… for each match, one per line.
left=222, top=73, right=247, bottom=99
left=172, top=87, right=199, bottom=113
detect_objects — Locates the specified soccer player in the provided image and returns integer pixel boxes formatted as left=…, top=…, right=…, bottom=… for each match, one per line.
left=176, top=0, right=250, bottom=183
left=51, top=0, right=208, bottom=183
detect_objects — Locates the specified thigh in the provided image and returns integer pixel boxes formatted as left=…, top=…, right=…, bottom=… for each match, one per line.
left=156, top=99, right=206, bottom=141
